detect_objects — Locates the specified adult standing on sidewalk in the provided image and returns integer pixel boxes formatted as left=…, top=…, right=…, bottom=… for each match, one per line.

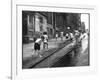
left=74, top=30, right=80, bottom=45
left=69, top=32, right=74, bottom=42
left=79, top=31, right=88, bottom=53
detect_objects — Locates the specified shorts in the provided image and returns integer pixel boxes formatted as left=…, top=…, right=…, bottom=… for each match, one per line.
left=44, top=42, right=48, bottom=45
left=66, top=36, right=68, bottom=39
left=34, top=43, right=40, bottom=50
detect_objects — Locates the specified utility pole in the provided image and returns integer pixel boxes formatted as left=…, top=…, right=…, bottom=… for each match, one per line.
left=55, top=13, right=56, bottom=35
left=27, top=14, right=30, bottom=42
left=33, top=13, right=35, bottom=35
left=52, top=12, right=54, bottom=38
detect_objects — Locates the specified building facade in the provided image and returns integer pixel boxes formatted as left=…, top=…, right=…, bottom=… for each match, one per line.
left=22, top=11, right=81, bottom=43
left=22, top=11, right=54, bottom=43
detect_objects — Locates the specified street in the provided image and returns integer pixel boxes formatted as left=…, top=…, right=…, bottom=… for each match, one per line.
left=22, top=11, right=90, bottom=69
left=22, top=37, right=69, bottom=68
left=23, top=37, right=66, bottom=61
left=49, top=34, right=89, bottom=67
left=22, top=35, right=89, bottom=68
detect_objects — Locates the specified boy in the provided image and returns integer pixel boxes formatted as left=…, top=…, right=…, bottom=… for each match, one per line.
left=43, top=32, right=48, bottom=49
left=33, top=38, right=42, bottom=57
left=65, top=33, right=69, bottom=40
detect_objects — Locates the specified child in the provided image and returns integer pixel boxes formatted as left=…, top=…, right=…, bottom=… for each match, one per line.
left=33, top=38, right=42, bottom=57
left=55, top=33, right=58, bottom=41
left=65, top=33, right=69, bottom=40
left=43, top=32, right=48, bottom=49
left=60, top=32, right=64, bottom=41
left=69, top=32, right=74, bottom=41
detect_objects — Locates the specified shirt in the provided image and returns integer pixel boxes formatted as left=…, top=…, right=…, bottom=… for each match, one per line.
left=56, top=34, right=58, bottom=37
left=35, top=38, right=42, bottom=45
left=43, top=35, right=48, bottom=43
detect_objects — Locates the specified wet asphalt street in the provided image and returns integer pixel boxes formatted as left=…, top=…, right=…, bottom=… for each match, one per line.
left=22, top=35, right=89, bottom=69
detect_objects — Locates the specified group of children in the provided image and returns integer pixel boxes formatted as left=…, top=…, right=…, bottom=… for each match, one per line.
left=55, top=32, right=74, bottom=41
left=33, top=30, right=87, bottom=58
